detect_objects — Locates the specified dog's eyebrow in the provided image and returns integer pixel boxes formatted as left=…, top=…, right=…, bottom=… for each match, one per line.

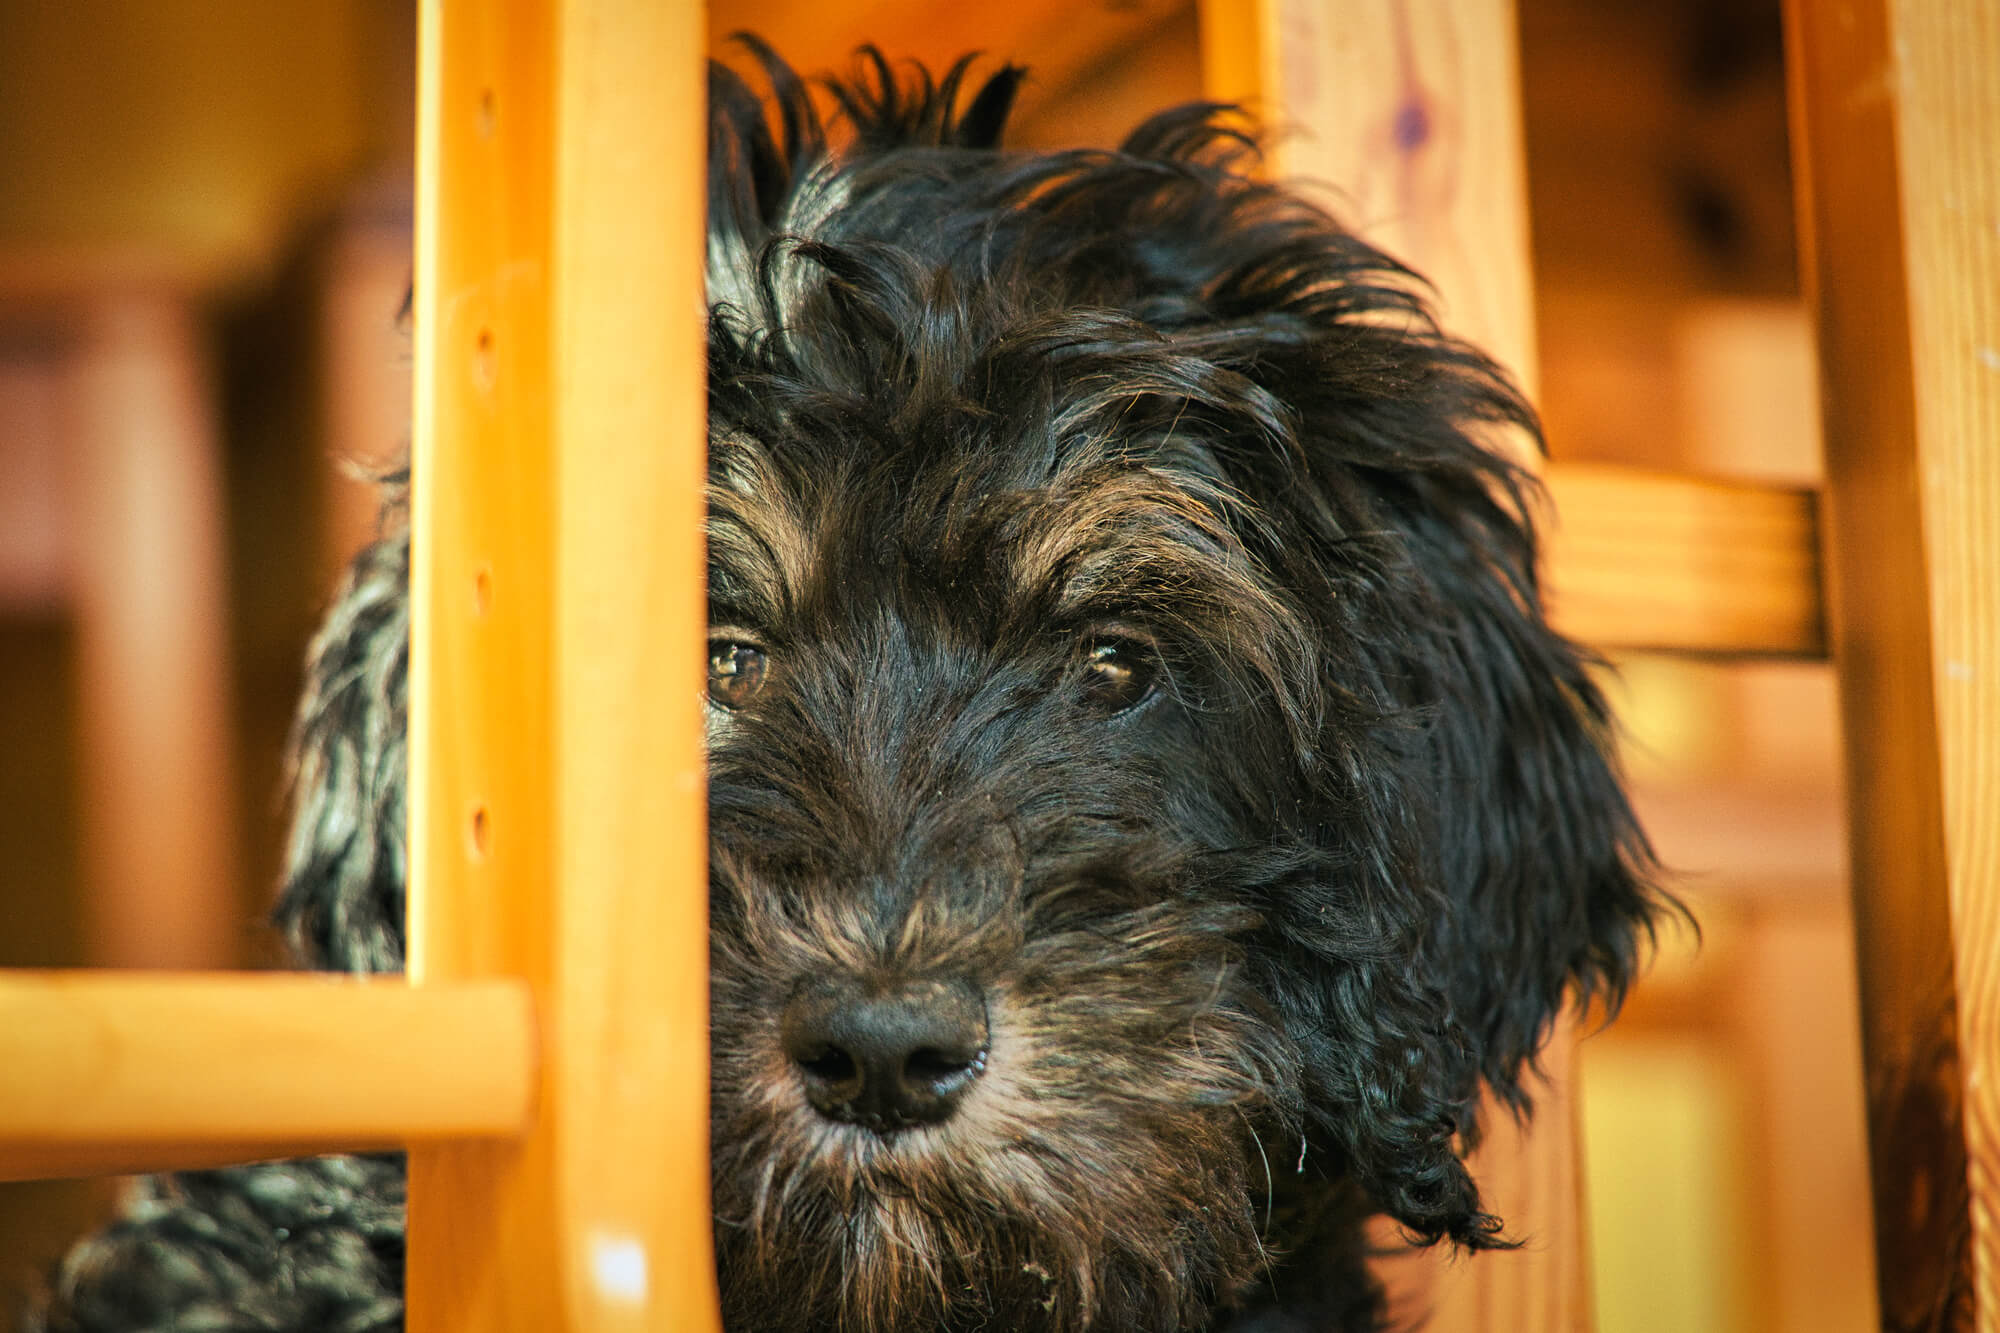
left=995, top=467, right=1270, bottom=620
left=707, top=438, right=818, bottom=625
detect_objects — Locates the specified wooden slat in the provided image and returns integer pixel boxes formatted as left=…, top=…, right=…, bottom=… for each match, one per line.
left=1785, top=1, right=2000, bottom=1328
left=0, top=972, right=534, bottom=1181
left=1544, top=464, right=1824, bottom=658
left=406, top=0, right=717, bottom=1329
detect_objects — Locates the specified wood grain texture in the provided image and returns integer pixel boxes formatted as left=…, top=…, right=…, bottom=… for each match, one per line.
left=0, top=972, right=533, bottom=1181
left=1543, top=464, right=1825, bottom=658
left=406, top=1, right=718, bottom=1329
left=1889, top=4, right=2000, bottom=1322
left=1202, top=0, right=1538, bottom=392
left=1784, top=0, right=1999, bottom=1327
left=1200, top=1, right=1592, bottom=1326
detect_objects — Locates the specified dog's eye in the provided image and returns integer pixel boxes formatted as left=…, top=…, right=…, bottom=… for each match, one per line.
left=707, top=639, right=769, bottom=710
left=1079, top=641, right=1157, bottom=715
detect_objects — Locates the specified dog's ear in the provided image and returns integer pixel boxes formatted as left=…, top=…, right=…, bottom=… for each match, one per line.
left=1241, top=325, right=1662, bottom=1246
left=1239, top=297, right=1663, bottom=1225
left=1287, top=325, right=1662, bottom=1109
left=272, top=529, right=410, bottom=975
left=1389, top=445, right=1663, bottom=1108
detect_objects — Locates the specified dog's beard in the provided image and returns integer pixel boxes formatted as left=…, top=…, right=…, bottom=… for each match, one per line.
left=707, top=864, right=1300, bottom=1333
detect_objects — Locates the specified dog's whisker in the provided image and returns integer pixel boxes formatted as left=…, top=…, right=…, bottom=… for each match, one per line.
left=1243, top=1105, right=1276, bottom=1239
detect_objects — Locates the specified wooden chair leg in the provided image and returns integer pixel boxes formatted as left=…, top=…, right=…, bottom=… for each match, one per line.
left=1784, top=2, right=2000, bottom=1328
left=405, top=2, right=718, bottom=1327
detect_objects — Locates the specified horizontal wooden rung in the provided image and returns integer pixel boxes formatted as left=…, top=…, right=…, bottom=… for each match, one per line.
left=1543, top=463, right=1826, bottom=658
left=0, top=971, right=535, bottom=1182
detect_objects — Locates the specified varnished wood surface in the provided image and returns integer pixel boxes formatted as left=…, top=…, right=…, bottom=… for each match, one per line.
left=1785, top=0, right=1999, bottom=1328
left=405, top=1, right=718, bottom=1330
left=1893, top=0, right=2000, bottom=1314
left=0, top=972, right=533, bottom=1181
left=548, top=0, right=717, bottom=1322
left=1201, top=0, right=1539, bottom=395
left=406, top=0, right=562, bottom=1320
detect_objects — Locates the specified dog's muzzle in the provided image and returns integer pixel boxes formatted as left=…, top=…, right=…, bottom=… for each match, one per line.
left=780, top=975, right=990, bottom=1132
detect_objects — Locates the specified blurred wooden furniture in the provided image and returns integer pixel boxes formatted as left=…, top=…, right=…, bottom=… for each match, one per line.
left=5, top=2, right=719, bottom=1327
left=0, top=265, right=240, bottom=973
left=0, top=1, right=1992, bottom=1330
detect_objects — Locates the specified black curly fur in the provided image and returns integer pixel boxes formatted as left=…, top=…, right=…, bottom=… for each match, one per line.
left=33, top=1157, right=405, bottom=1333
left=36, top=44, right=1665, bottom=1333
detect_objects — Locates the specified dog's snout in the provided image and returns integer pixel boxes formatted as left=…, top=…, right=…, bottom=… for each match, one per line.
left=781, top=976, right=989, bottom=1132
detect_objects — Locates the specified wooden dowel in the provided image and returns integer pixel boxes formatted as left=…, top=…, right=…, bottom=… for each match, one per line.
left=0, top=971, right=534, bottom=1181
left=548, top=0, right=716, bottom=1320
left=1544, top=464, right=1825, bottom=659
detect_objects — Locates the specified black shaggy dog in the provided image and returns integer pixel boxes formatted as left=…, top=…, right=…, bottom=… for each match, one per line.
left=39, top=45, right=1664, bottom=1333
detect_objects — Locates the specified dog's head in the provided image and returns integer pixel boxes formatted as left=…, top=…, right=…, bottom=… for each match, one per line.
left=278, top=44, right=1662, bottom=1333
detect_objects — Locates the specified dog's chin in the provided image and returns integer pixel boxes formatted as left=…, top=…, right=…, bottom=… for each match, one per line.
left=711, top=1160, right=1252, bottom=1333
left=710, top=1077, right=1273, bottom=1333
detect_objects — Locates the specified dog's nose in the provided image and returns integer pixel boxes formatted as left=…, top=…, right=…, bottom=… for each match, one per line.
left=780, top=976, right=989, bottom=1132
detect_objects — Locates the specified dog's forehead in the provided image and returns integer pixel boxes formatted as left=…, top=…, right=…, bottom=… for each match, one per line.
left=706, top=422, right=1264, bottom=643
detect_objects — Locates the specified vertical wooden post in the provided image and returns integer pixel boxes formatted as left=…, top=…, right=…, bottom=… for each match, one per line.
left=406, top=1, right=717, bottom=1329
left=549, top=2, right=714, bottom=1323
left=1199, top=3, right=1589, bottom=1328
left=1784, top=2, right=2000, bottom=1328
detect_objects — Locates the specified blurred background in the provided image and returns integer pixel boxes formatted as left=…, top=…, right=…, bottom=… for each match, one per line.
left=0, top=2, right=1873, bottom=1329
